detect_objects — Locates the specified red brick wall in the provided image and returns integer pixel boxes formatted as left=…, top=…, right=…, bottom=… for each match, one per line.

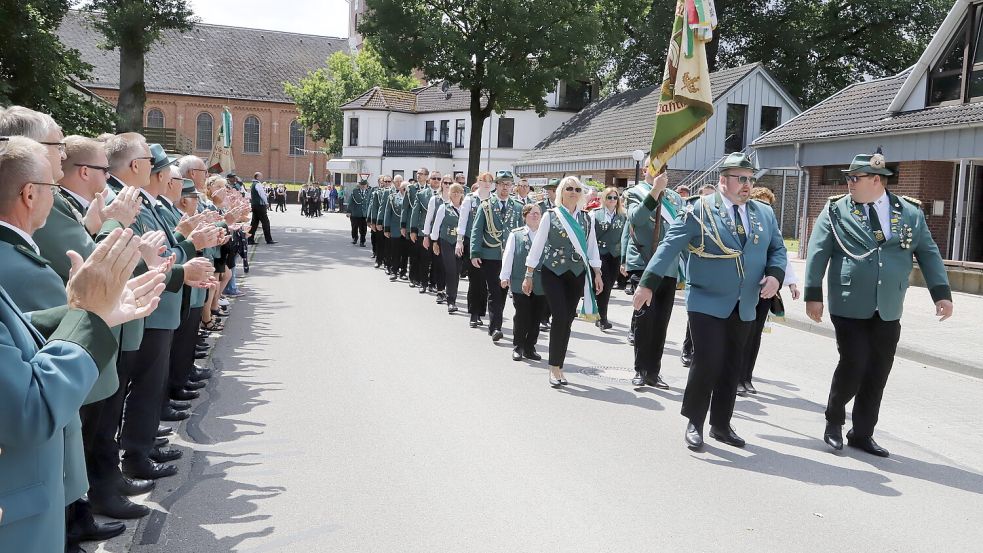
left=89, top=89, right=329, bottom=184
left=800, top=161, right=954, bottom=258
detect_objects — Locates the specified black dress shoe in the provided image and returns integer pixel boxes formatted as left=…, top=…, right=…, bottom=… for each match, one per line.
left=737, top=382, right=748, bottom=396
left=523, top=349, right=542, bottom=361
left=631, top=372, right=646, bottom=386
left=184, top=379, right=206, bottom=390
left=409, top=282, right=418, bottom=288
left=685, top=422, right=704, bottom=449
left=435, top=292, right=446, bottom=304
left=161, top=407, right=191, bottom=421
left=89, top=492, right=150, bottom=519
left=150, top=447, right=183, bottom=463
left=171, top=388, right=199, bottom=401
left=170, top=399, right=192, bottom=410
left=154, top=436, right=169, bottom=448
left=399, top=274, right=409, bottom=281
left=469, top=317, right=479, bottom=328
left=512, top=348, right=523, bottom=361
left=646, top=375, right=670, bottom=389
left=117, top=476, right=155, bottom=496
left=846, top=430, right=889, bottom=457
left=389, top=274, right=398, bottom=282
left=680, top=354, right=692, bottom=367
left=597, top=320, right=613, bottom=331
left=627, top=331, right=635, bottom=346
left=447, top=304, right=458, bottom=314
left=709, top=425, right=746, bottom=448
left=824, top=423, right=843, bottom=451
left=194, top=350, right=208, bottom=359
left=491, top=330, right=504, bottom=342
left=539, top=321, right=551, bottom=331
left=157, top=425, right=173, bottom=437
left=475, top=318, right=484, bottom=327
left=745, top=381, right=757, bottom=394
left=265, top=241, right=278, bottom=245
left=189, top=367, right=213, bottom=381
left=67, top=498, right=127, bottom=543
left=122, top=459, right=178, bottom=480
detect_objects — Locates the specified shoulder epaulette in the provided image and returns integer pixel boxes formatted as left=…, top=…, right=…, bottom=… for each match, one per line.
left=828, top=194, right=846, bottom=202
left=14, top=244, right=50, bottom=267
left=900, top=195, right=922, bottom=206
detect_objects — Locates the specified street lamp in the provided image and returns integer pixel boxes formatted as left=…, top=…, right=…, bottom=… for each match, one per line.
left=631, top=149, right=646, bottom=186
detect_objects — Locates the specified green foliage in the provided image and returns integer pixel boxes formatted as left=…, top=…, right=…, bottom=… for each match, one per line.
left=84, top=0, right=196, bottom=53
left=603, top=0, right=951, bottom=107
left=0, top=1, right=116, bottom=135
left=284, top=42, right=418, bottom=155
left=359, top=0, right=620, bottom=182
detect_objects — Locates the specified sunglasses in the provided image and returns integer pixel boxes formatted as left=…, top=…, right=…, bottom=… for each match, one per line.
left=30, top=181, right=62, bottom=193
left=383, top=179, right=393, bottom=183
left=74, top=163, right=110, bottom=174
left=845, top=175, right=870, bottom=184
left=605, top=195, right=618, bottom=200
left=564, top=186, right=582, bottom=193
left=726, top=175, right=757, bottom=185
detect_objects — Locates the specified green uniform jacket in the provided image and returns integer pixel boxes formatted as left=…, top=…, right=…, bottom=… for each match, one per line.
left=469, top=197, right=524, bottom=260
left=507, top=227, right=544, bottom=295
left=622, top=183, right=686, bottom=272
left=410, top=186, right=436, bottom=234
left=804, top=192, right=951, bottom=320
left=375, top=188, right=392, bottom=226
left=640, top=193, right=787, bottom=321
left=591, top=208, right=627, bottom=258
left=400, top=183, right=420, bottom=229
left=32, top=192, right=92, bottom=282
left=382, top=190, right=404, bottom=235
left=348, top=187, right=372, bottom=219
left=136, top=193, right=194, bottom=331
left=0, top=289, right=116, bottom=553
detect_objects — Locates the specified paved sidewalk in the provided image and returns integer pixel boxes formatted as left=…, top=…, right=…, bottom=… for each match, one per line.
left=779, top=258, right=982, bottom=375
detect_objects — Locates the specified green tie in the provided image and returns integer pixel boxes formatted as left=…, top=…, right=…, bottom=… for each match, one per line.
left=733, top=204, right=746, bottom=246
left=867, top=203, right=885, bottom=244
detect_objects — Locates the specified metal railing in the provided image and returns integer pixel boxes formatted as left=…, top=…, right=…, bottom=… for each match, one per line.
left=675, top=146, right=755, bottom=191
left=383, top=140, right=453, bottom=158
left=142, top=127, right=194, bottom=155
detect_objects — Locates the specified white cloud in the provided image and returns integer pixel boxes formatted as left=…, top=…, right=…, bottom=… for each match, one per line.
left=187, top=0, right=349, bottom=37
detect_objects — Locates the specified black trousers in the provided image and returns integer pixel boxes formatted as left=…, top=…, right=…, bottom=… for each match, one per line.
left=826, top=313, right=901, bottom=438
left=682, top=322, right=694, bottom=359
left=168, top=306, right=202, bottom=396
left=596, top=253, right=619, bottom=323
left=439, top=239, right=462, bottom=305
left=388, top=235, right=408, bottom=275
left=464, top=246, right=487, bottom=317
left=407, top=232, right=422, bottom=283
left=480, top=260, right=506, bottom=332
left=542, top=269, right=585, bottom=368
left=80, top=395, right=116, bottom=493
left=276, top=197, right=286, bottom=212
left=351, top=217, right=367, bottom=243
left=119, top=329, right=173, bottom=462
left=248, top=204, right=273, bottom=243
left=512, top=292, right=545, bottom=353
left=741, top=297, right=773, bottom=384
left=632, top=276, right=678, bottom=378
left=417, top=238, right=435, bottom=288
left=683, top=308, right=753, bottom=428
left=429, top=242, right=445, bottom=290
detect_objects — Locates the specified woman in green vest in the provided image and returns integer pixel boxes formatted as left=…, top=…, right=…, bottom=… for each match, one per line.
left=500, top=203, right=546, bottom=362
left=524, top=177, right=604, bottom=387
left=430, top=183, right=465, bottom=313
left=590, top=186, right=627, bottom=331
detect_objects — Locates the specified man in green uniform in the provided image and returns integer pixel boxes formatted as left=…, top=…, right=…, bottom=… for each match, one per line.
left=806, top=153, right=953, bottom=457
left=634, top=152, right=787, bottom=450
left=470, top=171, right=524, bottom=341
left=348, top=179, right=371, bottom=246
left=411, top=170, right=442, bottom=293
left=401, top=170, right=425, bottom=287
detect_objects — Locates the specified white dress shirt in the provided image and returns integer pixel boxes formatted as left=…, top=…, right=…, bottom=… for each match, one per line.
left=0, top=220, right=40, bottom=254
left=500, top=225, right=537, bottom=281
left=423, top=195, right=441, bottom=236
left=862, top=191, right=893, bottom=241
left=590, top=208, right=617, bottom=226
left=63, top=188, right=91, bottom=210
left=455, top=191, right=491, bottom=239
left=429, top=202, right=461, bottom=241
left=252, top=180, right=269, bottom=205
left=719, top=194, right=749, bottom=238
left=525, top=208, right=602, bottom=270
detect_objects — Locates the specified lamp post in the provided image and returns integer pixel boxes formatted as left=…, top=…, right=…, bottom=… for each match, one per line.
left=631, top=149, right=646, bottom=186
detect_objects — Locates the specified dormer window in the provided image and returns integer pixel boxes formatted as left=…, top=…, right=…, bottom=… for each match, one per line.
left=928, top=4, right=983, bottom=105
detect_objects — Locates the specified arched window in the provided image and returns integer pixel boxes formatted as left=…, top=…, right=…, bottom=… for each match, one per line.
left=195, top=112, right=213, bottom=151
left=289, top=119, right=305, bottom=156
left=243, top=115, right=261, bottom=154
left=146, top=108, right=165, bottom=128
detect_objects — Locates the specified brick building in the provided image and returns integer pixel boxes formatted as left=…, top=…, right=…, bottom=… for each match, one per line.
left=753, top=0, right=983, bottom=271
left=56, top=11, right=347, bottom=183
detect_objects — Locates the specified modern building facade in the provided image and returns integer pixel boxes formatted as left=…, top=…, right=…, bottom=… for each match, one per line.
left=56, top=10, right=346, bottom=183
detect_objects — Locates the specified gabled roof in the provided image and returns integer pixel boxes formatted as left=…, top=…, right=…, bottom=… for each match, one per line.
left=517, top=63, right=763, bottom=164
left=753, top=68, right=983, bottom=146
left=341, top=81, right=489, bottom=113
left=56, top=10, right=347, bottom=104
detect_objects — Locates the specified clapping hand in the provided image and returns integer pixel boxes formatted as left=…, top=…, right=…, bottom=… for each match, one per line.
left=99, top=186, right=142, bottom=229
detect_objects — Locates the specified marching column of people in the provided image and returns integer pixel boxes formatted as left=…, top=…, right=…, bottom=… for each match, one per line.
left=0, top=105, right=257, bottom=553
left=354, top=152, right=954, bottom=457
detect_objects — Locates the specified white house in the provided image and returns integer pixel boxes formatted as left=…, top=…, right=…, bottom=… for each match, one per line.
left=331, top=81, right=584, bottom=183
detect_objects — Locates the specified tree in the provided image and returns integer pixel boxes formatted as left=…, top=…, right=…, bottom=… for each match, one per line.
left=0, top=1, right=116, bottom=135
left=284, top=42, right=418, bottom=155
left=359, top=0, right=618, bottom=184
left=85, top=0, right=195, bottom=132
left=604, top=0, right=950, bottom=108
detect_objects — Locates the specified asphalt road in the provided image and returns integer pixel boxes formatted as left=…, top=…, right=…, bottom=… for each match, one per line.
left=107, top=209, right=983, bottom=553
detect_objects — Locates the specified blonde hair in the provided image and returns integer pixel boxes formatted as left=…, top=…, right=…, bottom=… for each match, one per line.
left=559, top=176, right=587, bottom=211
left=63, top=135, right=106, bottom=173
left=600, top=186, right=625, bottom=215
left=449, top=183, right=465, bottom=196
left=521, top=203, right=540, bottom=218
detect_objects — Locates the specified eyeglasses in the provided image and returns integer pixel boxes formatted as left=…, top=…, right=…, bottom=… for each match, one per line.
left=74, top=163, right=110, bottom=174
left=564, top=186, right=582, bottom=193
left=39, top=141, right=67, bottom=154
left=430, top=176, right=440, bottom=180
left=845, top=175, right=870, bottom=184
left=605, top=195, right=618, bottom=200
left=725, top=175, right=757, bottom=185
left=30, top=182, right=62, bottom=193
left=132, top=156, right=154, bottom=163
left=382, top=179, right=393, bottom=183
left=441, top=180, right=453, bottom=185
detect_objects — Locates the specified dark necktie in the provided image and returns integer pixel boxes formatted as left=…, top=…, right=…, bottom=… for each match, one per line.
left=867, top=203, right=885, bottom=244
left=500, top=201, right=506, bottom=218
left=733, top=204, right=746, bottom=246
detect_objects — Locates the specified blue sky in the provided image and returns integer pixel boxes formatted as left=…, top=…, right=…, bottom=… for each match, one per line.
left=187, top=0, right=350, bottom=38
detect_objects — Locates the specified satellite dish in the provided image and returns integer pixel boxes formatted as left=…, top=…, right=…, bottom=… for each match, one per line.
left=441, top=81, right=450, bottom=93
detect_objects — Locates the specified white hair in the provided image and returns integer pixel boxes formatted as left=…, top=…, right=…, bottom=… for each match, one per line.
left=0, top=106, right=61, bottom=142
left=0, top=136, right=49, bottom=212
left=177, top=155, right=205, bottom=177
left=558, top=176, right=587, bottom=211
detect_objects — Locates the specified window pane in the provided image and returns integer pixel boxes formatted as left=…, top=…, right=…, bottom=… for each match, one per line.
left=929, top=73, right=963, bottom=104
left=724, top=104, right=747, bottom=153
left=759, top=106, right=781, bottom=135
left=497, top=117, right=514, bottom=148
left=425, top=121, right=435, bottom=141
left=243, top=116, right=260, bottom=153
left=289, top=120, right=305, bottom=156
left=969, top=70, right=983, bottom=99
left=974, top=9, right=983, bottom=64
left=196, top=113, right=213, bottom=151
left=455, top=119, right=465, bottom=148
left=349, top=117, right=359, bottom=146
left=147, top=109, right=164, bottom=128
left=439, top=120, right=449, bottom=143
left=936, top=24, right=967, bottom=72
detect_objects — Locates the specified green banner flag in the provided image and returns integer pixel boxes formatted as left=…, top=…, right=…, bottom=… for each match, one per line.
left=648, top=0, right=717, bottom=175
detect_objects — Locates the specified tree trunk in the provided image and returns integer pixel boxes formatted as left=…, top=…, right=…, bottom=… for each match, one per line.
left=466, top=87, right=488, bottom=186
left=117, top=43, right=146, bottom=132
